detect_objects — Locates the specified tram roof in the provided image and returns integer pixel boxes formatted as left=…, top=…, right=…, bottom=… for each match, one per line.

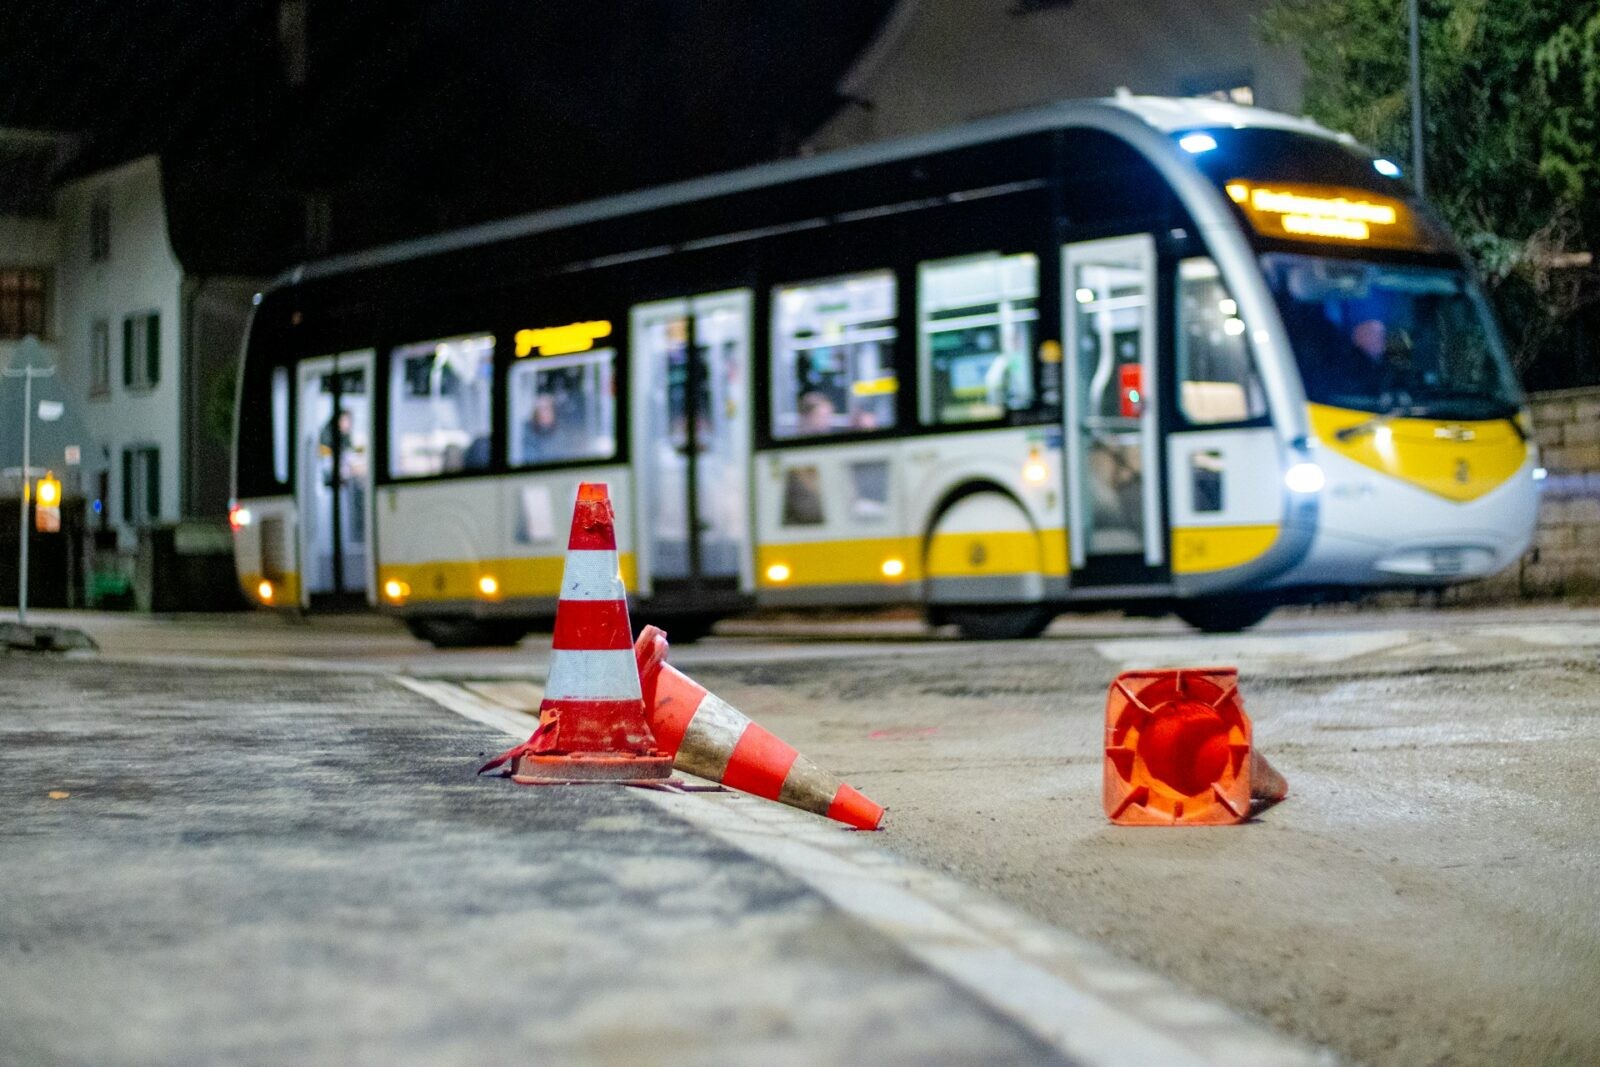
left=275, top=95, right=1345, bottom=290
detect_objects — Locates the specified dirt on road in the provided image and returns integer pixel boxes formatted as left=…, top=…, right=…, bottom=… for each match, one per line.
left=685, top=625, right=1600, bottom=1067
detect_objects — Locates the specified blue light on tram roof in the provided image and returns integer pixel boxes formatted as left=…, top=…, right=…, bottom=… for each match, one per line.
left=1373, top=157, right=1402, bottom=178
left=1178, top=132, right=1218, bottom=154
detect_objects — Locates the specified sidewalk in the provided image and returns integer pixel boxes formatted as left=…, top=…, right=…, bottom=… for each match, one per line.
left=0, top=658, right=1056, bottom=1065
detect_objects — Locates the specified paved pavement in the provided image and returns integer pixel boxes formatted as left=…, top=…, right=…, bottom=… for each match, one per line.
left=0, top=653, right=1319, bottom=1067
left=9, top=601, right=1600, bottom=1065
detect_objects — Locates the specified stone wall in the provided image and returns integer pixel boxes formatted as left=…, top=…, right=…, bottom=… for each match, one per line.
left=1517, top=386, right=1600, bottom=596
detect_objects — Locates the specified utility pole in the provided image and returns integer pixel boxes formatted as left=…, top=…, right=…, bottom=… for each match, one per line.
left=5, top=336, right=55, bottom=625
left=1408, top=0, right=1425, bottom=195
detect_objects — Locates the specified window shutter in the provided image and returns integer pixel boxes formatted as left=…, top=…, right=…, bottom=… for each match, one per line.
left=146, top=313, right=160, bottom=386
left=146, top=450, right=161, bottom=520
left=121, top=450, right=135, bottom=524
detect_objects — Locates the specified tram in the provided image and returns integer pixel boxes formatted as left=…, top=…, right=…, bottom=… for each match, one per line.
left=230, top=94, right=1539, bottom=644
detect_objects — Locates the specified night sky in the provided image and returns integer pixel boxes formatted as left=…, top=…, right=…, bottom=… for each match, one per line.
left=0, top=2, right=895, bottom=274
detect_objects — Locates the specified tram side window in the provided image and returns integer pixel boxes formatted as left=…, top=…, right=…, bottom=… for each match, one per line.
left=506, top=348, right=617, bottom=467
left=387, top=333, right=494, bottom=478
left=917, top=252, right=1038, bottom=425
left=771, top=270, right=897, bottom=439
left=1177, top=258, right=1266, bottom=424
left=271, top=366, right=290, bottom=484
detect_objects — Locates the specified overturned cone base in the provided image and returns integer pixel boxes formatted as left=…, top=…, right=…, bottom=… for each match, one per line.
left=511, top=752, right=674, bottom=785
left=1103, top=666, right=1288, bottom=826
left=635, top=625, right=885, bottom=830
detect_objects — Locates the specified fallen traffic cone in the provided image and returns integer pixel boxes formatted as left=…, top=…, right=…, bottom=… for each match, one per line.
left=478, top=483, right=673, bottom=784
left=633, top=625, right=885, bottom=830
left=1103, top=667, right=1287, bottom=825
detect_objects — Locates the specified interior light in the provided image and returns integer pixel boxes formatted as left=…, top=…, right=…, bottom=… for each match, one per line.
left=881, top=558, right=906, bottom=579
left=1075, top=287, right=1095, bottom=304
left=1218, top=298, right=1238, bottom=316
left=229, top=505, right=253, bottom=530
left=477, top=575, right=500, bottom=597
left=1226, top=183, right=1249, bottom=203
left=1179, top=132, right=1218, bottom=154
left=1373, top=158, right=1402, bottom=178
left=1022, top=449, right=1049, bottom=484
left=1222, top=317, right=1246, bottom=336
left=1532, top=467, right=1548, bottom=482
left=257, top=580, right=275, bottom=603
left=1284, top=462, right=1326, bottom=494
left=765, top=562, right=792, bottom=583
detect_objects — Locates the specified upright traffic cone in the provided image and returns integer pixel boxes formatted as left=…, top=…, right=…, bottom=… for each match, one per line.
left=1103, top=667, right=1287, bottom=826
left=633, top=625, right=885, bottom=830
left=477, top=483, right=673, bottom=784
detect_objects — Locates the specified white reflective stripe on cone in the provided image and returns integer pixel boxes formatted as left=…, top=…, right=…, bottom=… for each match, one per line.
left=675, top=691, right=749, bottom=783
left=560, top=549, right=628, bottom=601
left=543, top=648, right=643, bottom=700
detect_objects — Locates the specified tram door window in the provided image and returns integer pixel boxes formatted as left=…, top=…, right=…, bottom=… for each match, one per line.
left=297, top=351, right=373, bottom=603
left=630, top=290, right=753, bottom=595
left=1063, top=235, right=1164, bottom=580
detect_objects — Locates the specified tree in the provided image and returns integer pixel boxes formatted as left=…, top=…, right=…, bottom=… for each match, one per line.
left=1261, top=0, right=1600, bottom=379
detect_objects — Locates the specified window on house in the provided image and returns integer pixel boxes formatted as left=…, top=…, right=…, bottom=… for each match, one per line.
left=121, top=445, right=160, bottom=525
left=387, top=332, right=494, bottom=478
left=917, top=252, right=1038, bottom=425
left=123, top=311, right=160, bottom=390
left=0, top=269, right=47, bottom=340
left=90, top=197, right=111, bottom=261
left=90, top=319, right=111, bottom=397
left=770, top=270, right=898, bottom=439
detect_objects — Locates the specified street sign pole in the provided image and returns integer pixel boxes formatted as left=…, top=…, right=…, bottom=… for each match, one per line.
left=5, top=337, right=55, bottom=626
left=1408, top=0, right=1425, bottom=196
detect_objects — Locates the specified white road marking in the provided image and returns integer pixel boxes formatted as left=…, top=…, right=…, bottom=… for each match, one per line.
left=414, top=678, right=1331, bottom=1067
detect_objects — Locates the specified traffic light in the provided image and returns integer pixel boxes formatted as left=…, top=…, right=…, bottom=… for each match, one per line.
left=35, top=472, right=61, bottom=533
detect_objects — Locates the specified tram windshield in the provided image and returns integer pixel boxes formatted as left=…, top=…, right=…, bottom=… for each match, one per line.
left=1262, top=253, right=1522, bottom=419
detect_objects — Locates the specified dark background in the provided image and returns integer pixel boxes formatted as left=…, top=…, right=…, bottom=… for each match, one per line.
left=0, top=1, right=897, bottom=274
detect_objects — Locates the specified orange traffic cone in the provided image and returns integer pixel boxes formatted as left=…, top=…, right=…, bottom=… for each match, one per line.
left=1103, top=667, right=1287, bottom=826
left=633, top=625, right=885, bottom=829
left=478, top=483, right=673, bottom=784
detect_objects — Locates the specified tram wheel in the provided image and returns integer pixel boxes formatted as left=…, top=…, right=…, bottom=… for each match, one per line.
left=405, top=617, right=529, bottom=648
left=1172, top=597, right=1275, bottom=633
left=945, top=605, right=1055, bottom=641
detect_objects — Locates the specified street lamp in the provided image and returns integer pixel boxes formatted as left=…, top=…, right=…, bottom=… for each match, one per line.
left=1408, top=0, right=1424, bottom=195
left=4, top=335, right=57, bottom=626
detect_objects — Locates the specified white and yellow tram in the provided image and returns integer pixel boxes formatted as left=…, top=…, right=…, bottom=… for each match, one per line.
left=230, top=95, right=1539, bottom=644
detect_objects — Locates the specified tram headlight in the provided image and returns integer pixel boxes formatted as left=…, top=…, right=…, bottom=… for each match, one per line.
left=229, top=504, right=253, bottom=530
left=765, top=562, right=792, bottom=583
left=477, top=575, right=500, bottom=597
left=1284, top=461, right=1326, bottom=494
left=257, top=579, right=275, bottom=603
left=383, top=578, right=411, bottom=603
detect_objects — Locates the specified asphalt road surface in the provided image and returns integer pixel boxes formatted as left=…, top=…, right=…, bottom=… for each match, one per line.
left=7, top=602, right=1600, bottom=1065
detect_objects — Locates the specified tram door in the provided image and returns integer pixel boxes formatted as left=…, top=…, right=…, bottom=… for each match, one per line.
left=630, top=290, right=753, bottom=598
left=1062, top=236, right=1166, bottom=586
left=296, top=351, right=373, bottom=605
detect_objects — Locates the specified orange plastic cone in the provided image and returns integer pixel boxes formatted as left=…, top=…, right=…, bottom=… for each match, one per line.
left=633, top=625, right=885, bottom=830
left=1103, top=667, right=1287, bottom=826
left=478, top=483, right=672, bottom=784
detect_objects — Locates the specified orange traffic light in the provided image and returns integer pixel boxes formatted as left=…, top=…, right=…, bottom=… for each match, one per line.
left=35, top=472, right=61, bottom=533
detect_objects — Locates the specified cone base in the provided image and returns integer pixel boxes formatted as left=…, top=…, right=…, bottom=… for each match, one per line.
left=511, top=752, right=674, bottom=784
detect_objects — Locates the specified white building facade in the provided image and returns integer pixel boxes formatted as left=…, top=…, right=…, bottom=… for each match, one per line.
left=53, top=156, right=186, bottom=540
left=51, top=155, right=259, bottom=555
